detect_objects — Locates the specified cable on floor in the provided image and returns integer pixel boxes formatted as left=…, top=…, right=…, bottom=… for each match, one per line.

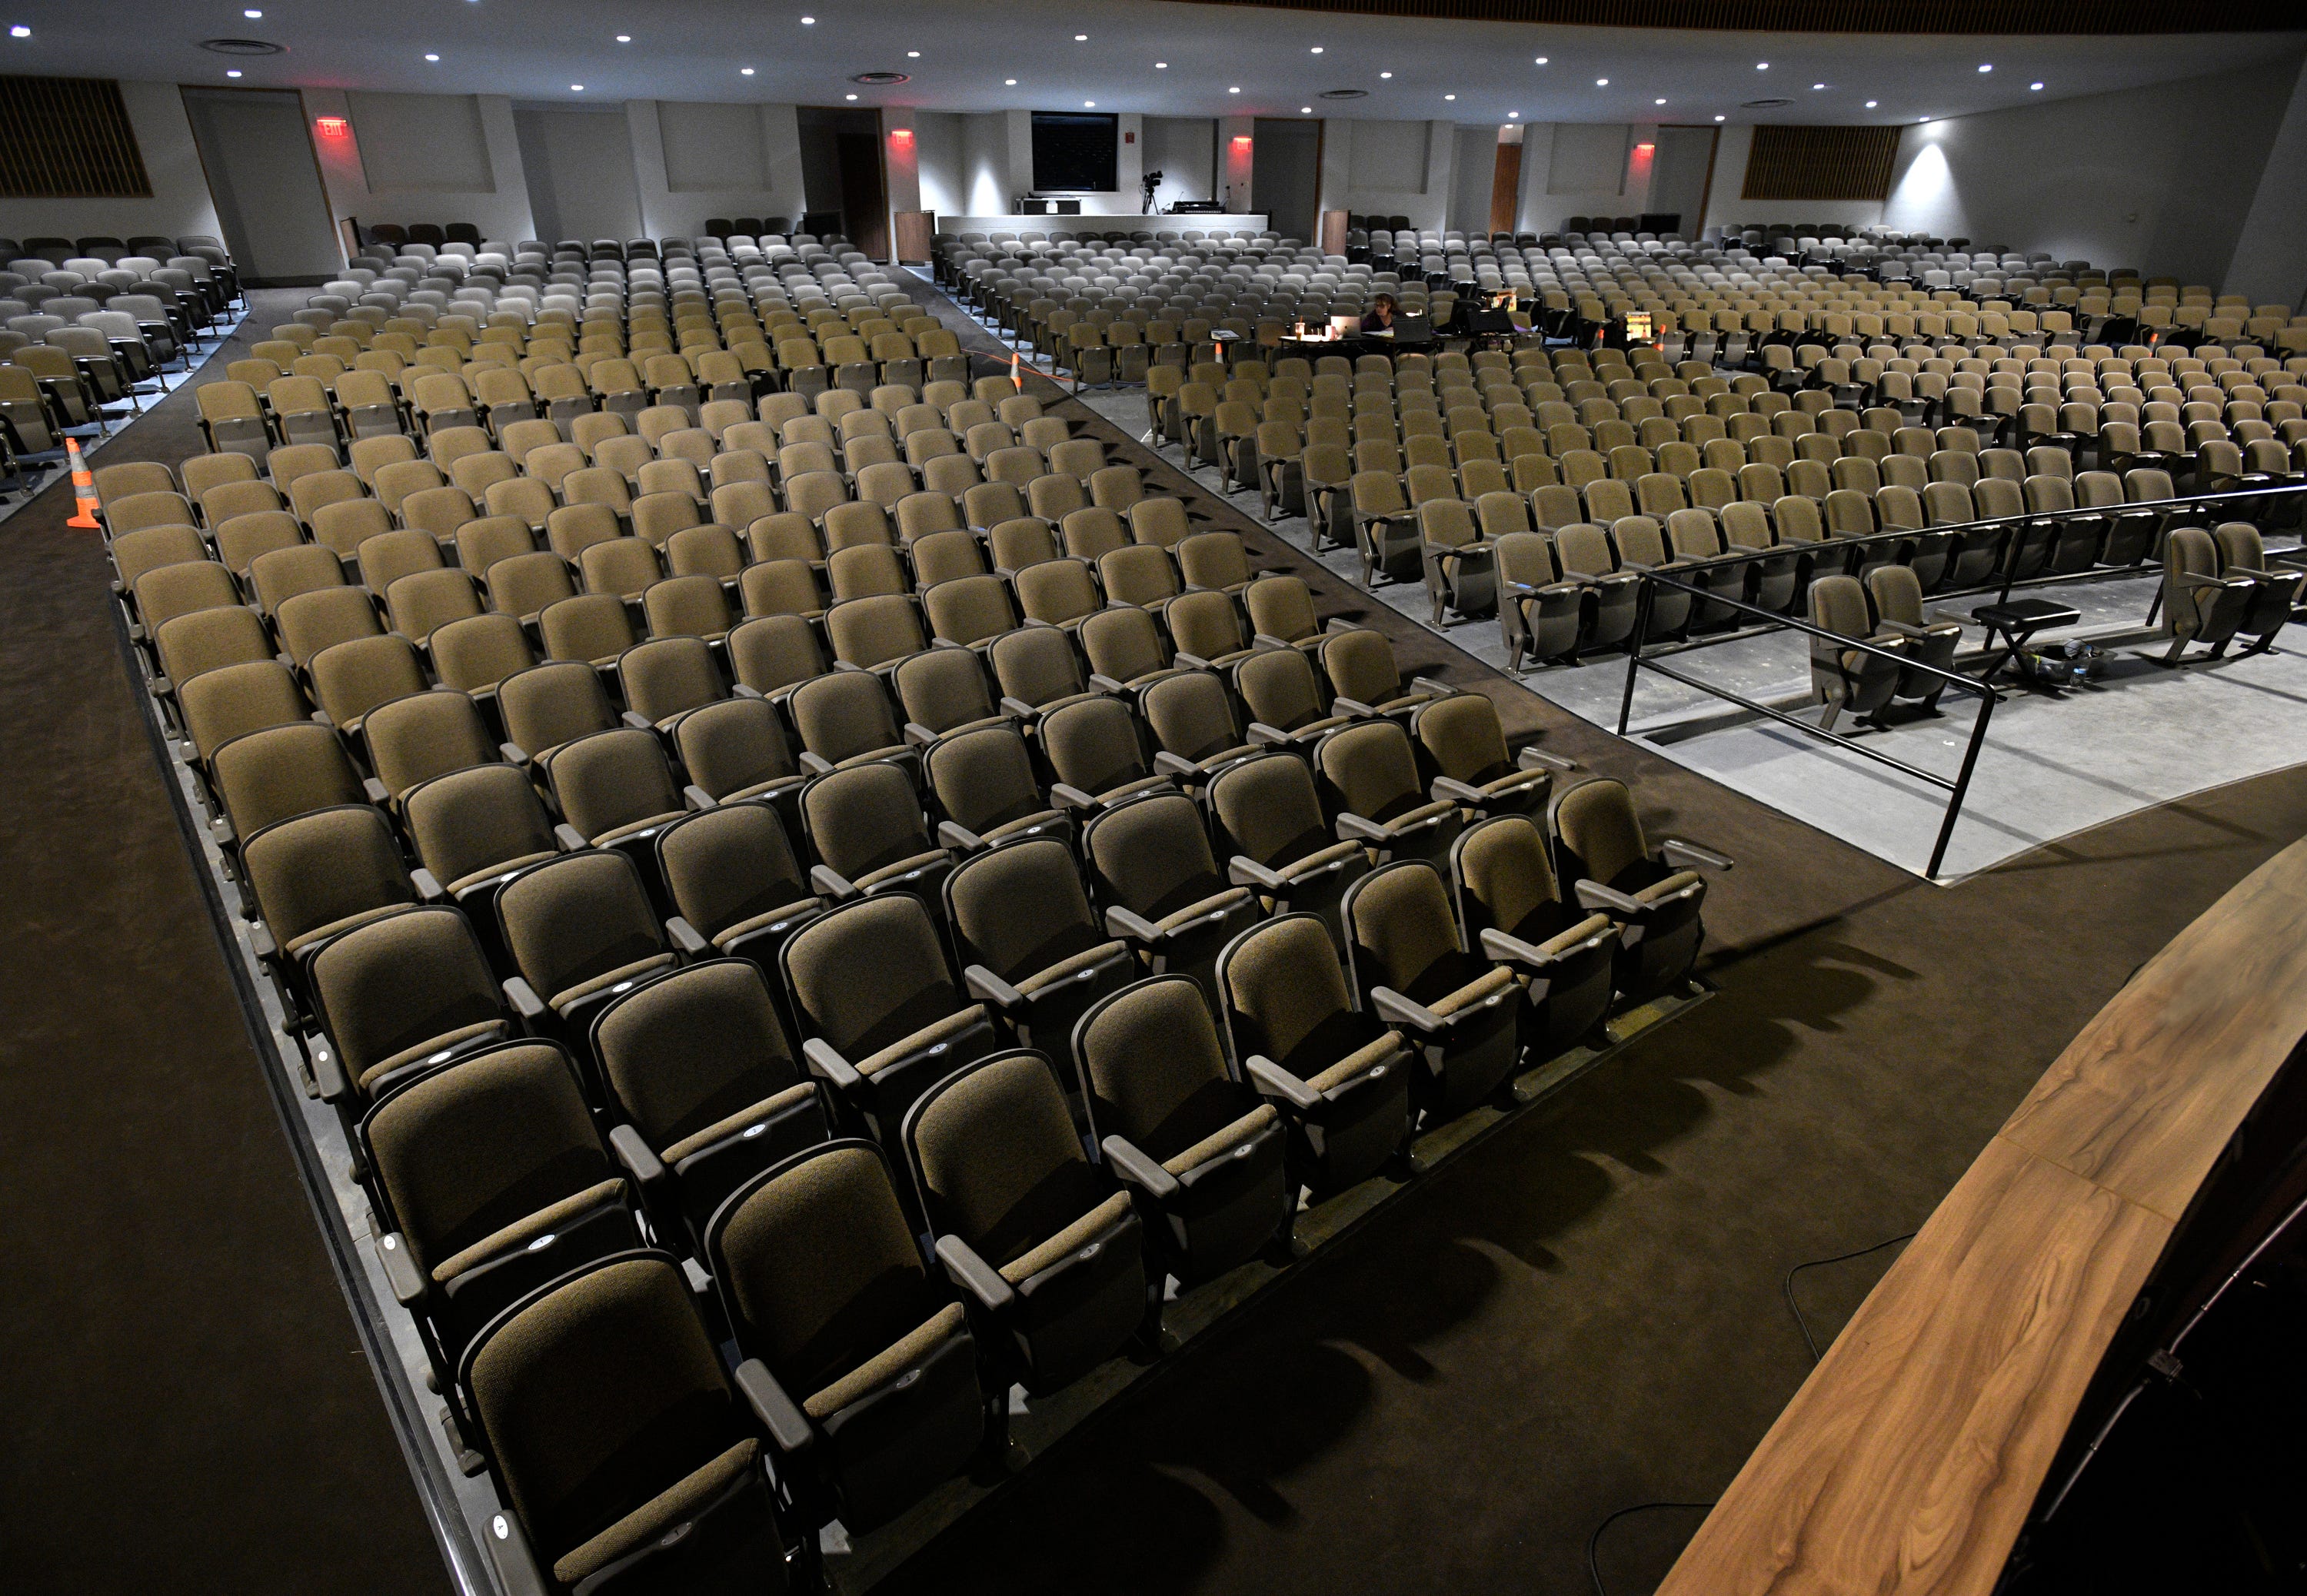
left=1586, top=1500, right=1718, bottom=1595
left=1784, top=1232, right=1917, bottom=1362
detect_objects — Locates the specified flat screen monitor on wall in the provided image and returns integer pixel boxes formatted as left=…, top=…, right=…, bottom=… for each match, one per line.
left=1031, top=111, right=1117, bottom=193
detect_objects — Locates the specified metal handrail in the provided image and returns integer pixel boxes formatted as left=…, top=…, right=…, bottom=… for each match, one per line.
left=1613, top=567, right=2000, bottom=879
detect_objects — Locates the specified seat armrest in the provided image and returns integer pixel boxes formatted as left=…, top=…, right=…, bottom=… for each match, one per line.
left=1335, top=811, right=1392, bottom=844
left=734, top=1358, right=815, bottom=1459
left=999, top=695, right=1043, bottom=718
left=1227, top=855, right=1287, bottom=891
left=1244, top=1053, right=1322, bottom=1112
left=1252, top=632, right=1299, bottom=651
left=801, top=1036, right=862, bottom=1091
left=682, top=783, right=718, bottom=812
left=481, top=1508, right=552, bottom=1596
left=1247, top=721, right=1293, bottom=746
left=498, top=740, right=530, bottom=766
left=937, top=819, right=987, bottom=853
left=797, top=750, right=834, bottom=776
left=1369, top=984, right=1445, bottom=1034
left=304, top=1032, right=350, bottom=1102
left=666, top=916, right=708, bottom=956
left=1330, top=694, right=1377, bottom=719
left=808, top=863, right=860, bottom=900
left=363, top=777, right=391, bottom=806
left=376, top=1231, right=427, bottom=1308
left=1100, top=1134, right=1180, bottom=1200
left=903, top=720, right=940, bottom=747
left=1104, top=904, right=1163, bottom=943
left=503, top=976, right=547, bottom=1021
left=1430, top=775, right=1490, bottom=806
left=1573, top=879, right=1649, bottom=916
left=1410, top=676, right=1453, bottom=698
left=731, top=682, right=765, bottom=700
left=1152, top=750, right=1200, bottom=780
left=608, top=1123, right=667, bottom=1188
left=553, top=823, right=589, bottom=853
left=1480, top=926, right=1577, bottom=969
left=963, top=963, right=1026, bottom=1011
left=248, top=920, right=278, bottom=959
left=620, top=709, right=655, bottom=731
left=1087, top=672, right=1128, bottom=693
left=1877, top=619, right=1928, bottom=639
left=1660, top=838, right=1733, bottom=871
left=411, top=868, right=445, bottom=903
left=1050, top=781, right=1101, bottom=811
left=934, top=1233, right=1017, bottom=1313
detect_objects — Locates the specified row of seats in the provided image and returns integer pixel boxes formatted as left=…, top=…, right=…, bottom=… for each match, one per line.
left=100, top=364, right=1738, bottom=1585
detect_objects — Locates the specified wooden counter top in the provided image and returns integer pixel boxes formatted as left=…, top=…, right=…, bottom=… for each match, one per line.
left=1657, top=836, right=2307, bottom=1596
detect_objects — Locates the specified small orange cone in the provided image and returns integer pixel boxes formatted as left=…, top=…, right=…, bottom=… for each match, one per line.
left=65, top=437, right=102, bottom=530
left=1009, top=349, right=1020, bottom=388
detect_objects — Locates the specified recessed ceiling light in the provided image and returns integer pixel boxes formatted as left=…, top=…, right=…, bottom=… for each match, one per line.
left=1155, top=62, right=1167, bottom=68
left=424, top=52, right=439, bottom=61
left=1756, top=62, right=1769, bottom=69
left=1228, top=85, right=1240, bottom=93
left=1310, top=45, right=1323, bottom=53
left=800, top=15, right=814, bottom=22
left=1595, top=78, right=1608, bottom=86
left=1004, top=78, right=1017, bottom=85
left=741, top=66, right=754, bottom=75
left=1534, top=56, right=1548, bottom=65
left=1074, top=33, right=1087, bottom=41
left=846, top=92, right=857, bottom=99
left=8, top=22, right=29, bottom=35
left=2030, top=81, right=2044, bottom=91
left=1443, top=93, right=1455, bottom=101
left=1866, top=99, right=1878, bottom=108
left=1978, top=63, right=1992, bottom=72
left=1084, top=100, right=1094, bottom=107
left=615, top=33, right=631, bottom=42
left=571, top=84, right=584, bottom=91
left=1919, top=115, right=1930, bottom=121
left=226, top=68, right=242, bottom=76
left=1812, top=82, right=1825, bottom=90
left=1713, top=114, right=1724, bottom=121
left=1301, top=106, right=1312, bottom=113
left=1378, top=71, right=1391, bottom=78
left=242, top=7, right=261, bottom=15
left=907, top=51, right=919, bottom=58
left=1654, top=97, right=1666, bottom=105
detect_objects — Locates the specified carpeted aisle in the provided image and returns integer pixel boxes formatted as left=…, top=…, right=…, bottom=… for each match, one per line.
left=0, top=291, right=452, bottom=1595
left=871, top=274, right=2307, bottom=1594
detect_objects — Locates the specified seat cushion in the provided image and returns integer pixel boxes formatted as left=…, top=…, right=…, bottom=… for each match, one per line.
left=553, top=1438, right=760, bottom=1587
left=358, top=1019, right=509, bottom=1090
left=997, top=1191, right=1134, bottom=1285
left=1017, top=939, right=1129, bottom=996
left=431, top=1177, right=628, bottom=1284
left=1161, top=1102, right=1280, bottom=1178
left=1154, top=885, right=1253, bottom=935
left=661, top=1081, right=820, bottom=1165
left=856, top=1003, right=987, bottom=1078
left=1429, top=964, right=1518, bottom=1019
left=550, top=953, right=677, bottom=1013
left=803, top=1301, right=968, bottom=1421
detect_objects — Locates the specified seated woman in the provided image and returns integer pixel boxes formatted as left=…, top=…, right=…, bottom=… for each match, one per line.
left=1359, top=292, right=1400, bottom=335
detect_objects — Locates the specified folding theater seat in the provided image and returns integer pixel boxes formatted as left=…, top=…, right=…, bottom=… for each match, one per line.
left=303, top=905, right=513, bottom=1111
left=494, top=850, right=681, bottom=1053
left=1339, top=860, right=1524, bottom=1126
left=459, top=1252, right=794, bottom=1595
left=1080, top=790, right=1263, bottom=1014
left=1549, top=776, right=1729, bottom=1000
left=940, top=837, right=1135, bottom=1081
left=1319, top=626, right=1450, bottom=722
left=1806, top=574, right=1905, bottom=733
left=401, top=762, right=564, bottom=935
left=1214, top=913, right=1412, bottom=1194
left=653, top=804, right=824, bottom=977
left=2209, top=520, right=2304, bottom=653
left=920, top=724, right=1070, bottom=854
left=704, top=1142, right=987, bottom=1539
left=1863, top=566, right=1962, bottom=710
left=1233, top=645, right=1354, bottom=757
left=591, top=959, right=831, bottom=1242
left=359, top=1039, right=641, bottom=1404
left=1072, top=975, right=1295, bottom=1282
left=1313, top=717, right=1463, bottom=873
left=902, top=1048, right=1152, bottom=1393
left=1448, top=816, right=1619, bottom=1058
left=239, top=803, right=421, bottom=1011
left=777, top=893, right=1000, bottom=1151
left=1407, top=691, right=1569, bottom=822
left=797, top=760, right=955, bottom=914
left=539, top=727, right=693, bottom=877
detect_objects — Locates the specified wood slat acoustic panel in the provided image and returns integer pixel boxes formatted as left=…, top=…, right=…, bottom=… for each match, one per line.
left=1167, top=0, right=2295, bottom=29
left=1740, top=125, right=1901, bottom=201
left=0, top=75, right=152, bottom=199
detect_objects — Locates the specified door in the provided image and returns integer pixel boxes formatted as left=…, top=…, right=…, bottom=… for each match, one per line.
left=1647, top=126, right=1719, bottom=237
left=836, top=127, right=888, bottom=260
left=180, top=88, right=341, bottom=284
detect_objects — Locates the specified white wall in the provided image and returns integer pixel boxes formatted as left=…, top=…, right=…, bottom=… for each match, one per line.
left=958, top=112, right=1013, bottom=218
left=1, top=80, right=222, bottom=245
left=625, top=99, right=804, bottom=238
left=2223, top=58, right=2307, bottom=309
left=1513, top=121, right=1661, bottom=233
left=514, top=105, right=642, bottom=244
left=1447, top=125, right=1498, bottom=234
left=1317, top=119, right=1455, bottom=231
left=1878, top=53, right=2305, bottom=288
left=308, top=88, right=534, bottom=245
left=1143, top=116, right=1217, bottom=208
left=914, top=111, right=965, bottom=219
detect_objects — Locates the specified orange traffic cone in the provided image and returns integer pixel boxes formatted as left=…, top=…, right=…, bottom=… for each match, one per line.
left=65, top=437, right=102, bottom=530
left=1010, top=349, right=1021, bottom=388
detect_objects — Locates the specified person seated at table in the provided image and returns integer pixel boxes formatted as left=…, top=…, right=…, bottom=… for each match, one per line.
left=1360, top=293, right=1399, bottom=335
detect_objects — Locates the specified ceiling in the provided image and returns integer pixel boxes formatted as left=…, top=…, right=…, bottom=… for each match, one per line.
left=5, top=0, right=2297, bottom=127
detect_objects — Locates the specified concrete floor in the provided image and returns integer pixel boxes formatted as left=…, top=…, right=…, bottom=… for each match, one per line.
left=1077, top=386, right=2307, bottom=882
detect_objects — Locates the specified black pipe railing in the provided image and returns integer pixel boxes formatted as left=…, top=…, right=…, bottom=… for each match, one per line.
left=1613, top=569, right=2002, bottom=880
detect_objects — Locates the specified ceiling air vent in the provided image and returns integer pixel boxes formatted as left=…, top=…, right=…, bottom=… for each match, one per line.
left=1320, top=88, right=1368, bottom=100
left=200, top=38, right=286, bottom=55
left=1741, top=97, right=1794, bottom=108
left=850, top=71, right=910, bottom=86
